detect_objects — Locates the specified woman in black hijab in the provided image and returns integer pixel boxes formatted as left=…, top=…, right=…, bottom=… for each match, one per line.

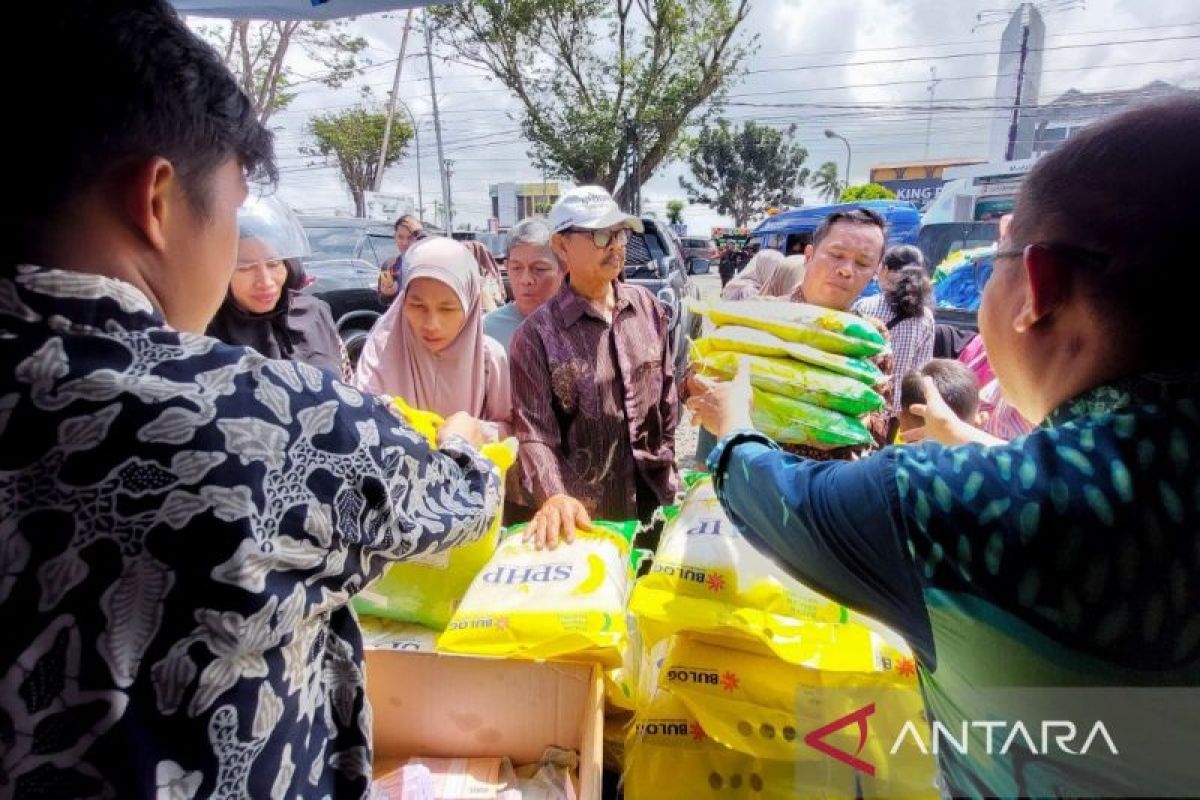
left=208, top=196, right=350, bottom=381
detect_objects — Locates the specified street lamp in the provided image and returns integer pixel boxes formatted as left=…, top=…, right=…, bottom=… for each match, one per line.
left=395, top=101, right=424, bottom=223
left=825, top=129, right=852, bottom=192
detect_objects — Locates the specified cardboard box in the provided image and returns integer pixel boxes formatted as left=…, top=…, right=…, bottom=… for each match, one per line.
left=366, top=649, right=604, bottom=800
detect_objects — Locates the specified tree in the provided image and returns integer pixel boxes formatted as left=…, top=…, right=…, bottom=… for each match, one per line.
left=534, top=202, right=554, bottom=216
left=429, top=1, right=754, bottom=210
left=666, top=200, right=686, bottom=226
left=811, top=161, right=842, bottom=203
left=195, top=19, right=367, bottom=124
left=679, top=120, right=810, bottom=227
left=839, top=183, right=898, bottom=202
left=307, top=108, right=413, bottom=218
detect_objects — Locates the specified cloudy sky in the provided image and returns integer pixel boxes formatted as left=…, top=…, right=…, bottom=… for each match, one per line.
left=198, top=0, right=1200, bottom=233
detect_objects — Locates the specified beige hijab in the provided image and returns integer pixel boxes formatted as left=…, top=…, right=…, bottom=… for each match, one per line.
left=354, top=237, right=512, bottom=424
left=721, top=250, right=806, bottom=301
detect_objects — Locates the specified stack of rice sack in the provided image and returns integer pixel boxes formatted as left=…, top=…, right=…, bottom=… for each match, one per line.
left=689, top=300, right=888, bottom=450
left=623, top=477, right=938, bottom=799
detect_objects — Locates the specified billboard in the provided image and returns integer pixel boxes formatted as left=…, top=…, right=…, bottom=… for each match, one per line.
left=877, top=179, right=945, bottom=208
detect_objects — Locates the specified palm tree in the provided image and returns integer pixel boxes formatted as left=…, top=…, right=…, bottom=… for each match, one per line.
left=812, top=161, right=842, bottom=203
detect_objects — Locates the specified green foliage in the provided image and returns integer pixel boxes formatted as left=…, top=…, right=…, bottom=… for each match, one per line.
left=429, top=0, right=755, bottom=209
left=811, top=161, right=842, bottom=203
left=679, top=120, right=810, bottom=226
left=839, top=183, right=898, bottom=202
left=307, top=108, right=413, bottom=217
left=666, top=199, right=686, bottom=225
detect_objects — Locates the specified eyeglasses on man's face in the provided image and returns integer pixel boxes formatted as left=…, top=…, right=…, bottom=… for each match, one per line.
left=567, top=227, right=631, bottom=249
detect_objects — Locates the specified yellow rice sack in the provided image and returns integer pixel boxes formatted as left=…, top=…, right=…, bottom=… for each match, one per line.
left=692, top=300, right=887, bottom=357
left=624, top=689, right=859, bottom=800
left=352, top=399, right=515, bottom=630
left=437, top=521, right=636, bottom=666
left=692, top=326, right=883, bottom=385
left=694, top=349, right=885, bottom=416
left=653, top=637, right=938, bottom=798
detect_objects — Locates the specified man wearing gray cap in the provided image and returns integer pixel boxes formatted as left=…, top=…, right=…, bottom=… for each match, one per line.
left=510, top=186, right=679, bottom=547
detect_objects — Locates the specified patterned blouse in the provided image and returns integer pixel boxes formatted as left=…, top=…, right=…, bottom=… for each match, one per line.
left=707, top=372, right=1200, bottom=796
left=0, top=267, right=501, bottom=798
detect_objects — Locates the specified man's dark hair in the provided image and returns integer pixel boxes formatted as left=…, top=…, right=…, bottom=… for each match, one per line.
left=886, top=265, right=933, bottom=323
left=11, top=0, right=275, bottom=261
left=811, top=208, right=888, bottom=255
left=883, top=244, right=926, bottom=272
left=900, top=359, right=980, bottom=422
left=1010, top=95, right=1199, bottom=369
left=394, top=214, right=424, bottom=232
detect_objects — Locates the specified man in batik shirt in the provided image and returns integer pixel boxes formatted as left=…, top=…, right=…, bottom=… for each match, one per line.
left=1, top=4, right=499, bottom=797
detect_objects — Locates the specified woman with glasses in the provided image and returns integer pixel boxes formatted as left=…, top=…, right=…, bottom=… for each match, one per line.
left=853, top=244, right=936, bottom=418
left=687, top=98, right=1200, bottom=797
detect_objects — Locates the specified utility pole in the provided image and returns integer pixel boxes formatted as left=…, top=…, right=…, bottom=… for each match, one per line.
left=424, top=13, right=452, bottom=234
left=924, top=66, right=940, bottom=160
left=373, top=9, right=414, bottom=194
left=443, top=159, right=455, bottom=233
left=1005, top=14, right=1032, bottom=161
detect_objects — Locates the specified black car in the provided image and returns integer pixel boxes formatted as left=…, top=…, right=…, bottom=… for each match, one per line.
left=625, top=217, right=703, bottom=381
left=296, top=216, right=398, bottom=364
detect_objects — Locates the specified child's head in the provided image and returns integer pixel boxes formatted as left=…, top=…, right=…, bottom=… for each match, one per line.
left=899, top=359, right=981, bottom=433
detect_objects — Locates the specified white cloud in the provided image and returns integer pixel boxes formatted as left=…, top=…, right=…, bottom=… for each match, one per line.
left=218, top=1, right=1199, bottom=229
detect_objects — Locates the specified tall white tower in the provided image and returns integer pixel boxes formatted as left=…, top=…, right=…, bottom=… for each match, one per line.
left=988, top=3, right=1045, bottom=161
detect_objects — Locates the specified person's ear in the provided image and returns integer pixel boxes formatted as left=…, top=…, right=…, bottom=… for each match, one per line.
left=123, top=157, right=176, bottom=253
left=1014, top=244, right=1072, bottom=333
left=550, top=233, right=571, bottom=268
left=804, top=243, right=815, bottom=260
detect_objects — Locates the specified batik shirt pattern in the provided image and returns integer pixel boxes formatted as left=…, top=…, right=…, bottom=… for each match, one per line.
left=0, top=267, right=500, bottom=798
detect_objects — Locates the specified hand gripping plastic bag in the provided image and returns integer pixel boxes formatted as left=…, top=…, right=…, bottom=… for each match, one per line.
left=437, top=521, right=636, bottom=666
left=691, top=300, right=887, bottom=358
left=352, top=399, right=515, bottom=630
left=692, top=327, right=883, bottom=385
left=655, top=636, right=938, bottom=798
left=751, top=387, right=874, bottom=449
left=693, top=349, right=885, bottom=416
left=624, top=689, right=859, bottom=800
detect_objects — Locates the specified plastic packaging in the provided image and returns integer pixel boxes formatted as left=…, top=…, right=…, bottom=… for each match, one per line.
left=692, top=327, right=883, bottom=385
left=751, top=387, right=874, bottom=449
left=693, top=349, right=884, bottom=416
left=691, top=300, right=887, bottom=357
left=437, top=521, right=637, bottom=665
left=352, top=400, right=515, bottom=630
left=648, top=637, right=937, bottom=798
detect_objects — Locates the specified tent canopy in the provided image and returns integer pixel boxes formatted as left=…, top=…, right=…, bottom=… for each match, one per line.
left=172, top=0, right=438, bottom=20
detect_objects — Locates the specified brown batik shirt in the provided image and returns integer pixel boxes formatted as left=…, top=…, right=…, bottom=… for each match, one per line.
left=509, top=281, right=679, bottom=521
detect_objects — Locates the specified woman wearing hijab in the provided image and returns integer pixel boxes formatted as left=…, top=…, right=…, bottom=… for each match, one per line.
left=464, top=240, right=507, bottom=313
left=208, top=196, right=351, bottom=381
left=355, top=237, right=513, bottom=442
left=720, top=250, right=806, bottom=301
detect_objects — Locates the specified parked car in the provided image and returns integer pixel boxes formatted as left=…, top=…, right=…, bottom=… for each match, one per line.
left=301, top=215, right=399, bottom=268
left=678, top=235, right=717, bottom=274
left=296, top=216, right=398, bottom=365
left=625, top=217, right=704, bottom=382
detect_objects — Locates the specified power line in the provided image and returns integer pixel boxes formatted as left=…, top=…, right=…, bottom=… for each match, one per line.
left=744, top=33, right=1200, bottom=75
